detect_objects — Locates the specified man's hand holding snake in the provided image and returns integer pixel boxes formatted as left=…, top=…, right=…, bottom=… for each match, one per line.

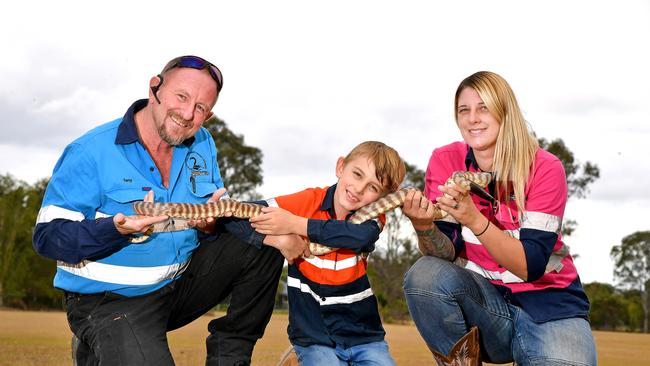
left=187, top=187, right=232, bottom=234
left=114, top=190, right=168, bottom=237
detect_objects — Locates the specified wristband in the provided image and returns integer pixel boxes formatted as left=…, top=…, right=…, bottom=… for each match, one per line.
left=472, top=220, right=490, bottom=237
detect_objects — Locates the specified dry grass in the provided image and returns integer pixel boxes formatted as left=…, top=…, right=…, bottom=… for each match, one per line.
left=1, top=309, right=649, bottom=365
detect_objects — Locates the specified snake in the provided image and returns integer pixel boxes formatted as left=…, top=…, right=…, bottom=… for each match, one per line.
left=130, top=171, right=492, bottom=255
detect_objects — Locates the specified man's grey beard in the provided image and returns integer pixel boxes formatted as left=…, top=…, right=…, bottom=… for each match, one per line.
left=157, top=124, right=189, bottom=146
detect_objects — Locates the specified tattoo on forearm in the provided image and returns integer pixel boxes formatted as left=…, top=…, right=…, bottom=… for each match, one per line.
left=415, top=227, right=454, bottom=260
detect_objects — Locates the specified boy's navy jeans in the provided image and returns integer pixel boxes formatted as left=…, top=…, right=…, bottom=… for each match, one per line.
left=65, top=232, right=284, bottom=366
left=403, top=256, right=597, bottom=366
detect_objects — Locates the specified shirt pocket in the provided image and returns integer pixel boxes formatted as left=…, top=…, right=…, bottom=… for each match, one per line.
left=102, top=188, right=147, bottom=217
left=188, top=181, right=220, bottom=202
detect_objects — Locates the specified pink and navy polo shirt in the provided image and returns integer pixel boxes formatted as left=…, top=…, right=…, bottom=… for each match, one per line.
left=425, top=142, right=590, bottom=322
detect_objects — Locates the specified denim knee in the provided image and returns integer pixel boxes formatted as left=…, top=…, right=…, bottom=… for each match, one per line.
left=293, top=344, right=346, bottom=366
left=404, top=256, right=462, bottom=296
left=511, top=308, right=597, bottom=366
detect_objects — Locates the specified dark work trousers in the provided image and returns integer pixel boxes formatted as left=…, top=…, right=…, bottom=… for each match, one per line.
left=66, top=232, right=284, bottom=366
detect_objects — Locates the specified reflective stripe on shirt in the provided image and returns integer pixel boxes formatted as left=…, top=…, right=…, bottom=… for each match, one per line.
left=287, top=276, right=374, bottom=305
left=302, top=254, right=361, bottom=271
left=454, top=257, right=525, bottom=283
left=95, top=211, right=112, bottom=219
left=37, top=205, right=85, bottom=223
left=521, top=211, right=561, bottom=234
left=57, top=259, right=190, bottom=286
left=455, top=244, right=570, bottom=283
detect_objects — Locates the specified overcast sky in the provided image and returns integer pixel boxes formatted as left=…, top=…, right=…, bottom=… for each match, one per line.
left=2, top=0, right=649, bottom=285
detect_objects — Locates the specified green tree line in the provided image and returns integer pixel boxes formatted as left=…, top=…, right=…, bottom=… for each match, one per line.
left=0, top=119, right=647, bottom=333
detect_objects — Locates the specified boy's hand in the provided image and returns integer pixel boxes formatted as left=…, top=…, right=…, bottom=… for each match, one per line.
left=263, top=234, right=311, bottom=264
left=401, top=189, right=437, bottom=231
left=250, top=207, right=308, bottom=236
left=188, top=187, right=231, bottom=234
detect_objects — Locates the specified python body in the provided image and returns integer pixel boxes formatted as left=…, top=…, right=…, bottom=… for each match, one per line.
left=131, top=171, right=492, bottom=255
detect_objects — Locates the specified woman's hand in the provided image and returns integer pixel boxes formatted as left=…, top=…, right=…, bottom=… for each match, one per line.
left=402, top=189, right=456, bottom=260
left=401, top=189, right=437, bottom=231
left=437, top=183, right=484, bottom=231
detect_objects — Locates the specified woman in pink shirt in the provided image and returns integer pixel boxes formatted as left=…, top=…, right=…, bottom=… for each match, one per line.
left=402, top=71, right=596, bottom=365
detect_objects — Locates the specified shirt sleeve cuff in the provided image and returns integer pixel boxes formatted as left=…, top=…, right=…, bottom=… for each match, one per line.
left=306, top=218, right=322, bottom=242
left=95, top=217, right=129, bottom=243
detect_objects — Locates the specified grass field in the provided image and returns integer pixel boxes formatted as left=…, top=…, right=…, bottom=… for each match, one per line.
left=1, top=309, right=649, bottom=365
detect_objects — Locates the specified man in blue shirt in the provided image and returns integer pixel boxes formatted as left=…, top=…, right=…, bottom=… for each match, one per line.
left=33, top=55, right=306, bottom=366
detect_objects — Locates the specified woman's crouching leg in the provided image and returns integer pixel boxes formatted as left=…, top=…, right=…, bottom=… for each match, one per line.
left=403, top=256, right=514, bottom=363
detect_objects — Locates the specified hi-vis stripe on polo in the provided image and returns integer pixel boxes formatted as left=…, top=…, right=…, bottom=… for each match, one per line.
left=303, top=254, right=361, bottom=271
left=57, top=259, right=189, bottom=286
left=287, top=276, right=373, bottom=306
left=37, top=205, right=85, bottom=223
left=521, top=211, right=562, bottom=234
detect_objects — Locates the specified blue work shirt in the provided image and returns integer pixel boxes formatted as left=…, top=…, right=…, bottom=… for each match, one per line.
left=33, top=99, right=225, bottom=296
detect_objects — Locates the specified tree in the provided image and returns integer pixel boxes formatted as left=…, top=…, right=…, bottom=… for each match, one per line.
left=16, top=178, right=62, bottom=309
left=538, top=138, right=600, bottom=200
left=0, top=174, right=29, bottom=306
left=538, top=138, right=600, bottom=236
left=198, top=116, right=264, bottom=311
left=610, top=231, right=650, bottom=333
left=203, top=116, right=264, bottom=200
left=0, top=175, right=54, bottom=308
left=368, top=162, right=424, bottom=322
left=583, top=282, right=628, bottom=330
left=621, top=288, right=646, bottom=332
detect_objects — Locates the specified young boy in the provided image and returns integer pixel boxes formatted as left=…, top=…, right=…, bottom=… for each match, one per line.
left=248, top=141, right=405, bottom=365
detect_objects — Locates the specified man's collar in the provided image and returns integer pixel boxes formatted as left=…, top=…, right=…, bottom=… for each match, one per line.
left=115, top=99, right=147, bottom=144
left=115, top=99, right=195, bottom=147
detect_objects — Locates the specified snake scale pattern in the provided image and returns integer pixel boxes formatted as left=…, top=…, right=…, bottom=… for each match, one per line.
left=131, top=171, right=492, bottom=255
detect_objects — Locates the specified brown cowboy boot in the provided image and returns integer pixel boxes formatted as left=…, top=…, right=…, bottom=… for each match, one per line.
left=429, top=326, right=482, bottom=366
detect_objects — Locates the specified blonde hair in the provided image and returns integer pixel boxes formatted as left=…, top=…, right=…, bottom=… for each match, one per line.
left=344, top=141, right=406, bottom=193
left=454, top=71, right=538, bottom=215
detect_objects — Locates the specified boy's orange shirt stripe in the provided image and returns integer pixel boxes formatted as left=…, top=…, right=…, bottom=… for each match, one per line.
left=276, top=187, right=385, bottom=287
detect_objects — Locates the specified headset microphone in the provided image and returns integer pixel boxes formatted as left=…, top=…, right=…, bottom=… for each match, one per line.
left=151, top=74, right=164, bottom=104
left=151, top=86, right=161, bottom=104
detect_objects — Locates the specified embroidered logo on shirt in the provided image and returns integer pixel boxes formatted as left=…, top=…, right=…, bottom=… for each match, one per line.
left=185, top=152, right=209, bottom=193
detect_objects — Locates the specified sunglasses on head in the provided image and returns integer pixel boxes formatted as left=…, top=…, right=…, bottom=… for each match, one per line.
left=162, top=55, right=223, bottom=92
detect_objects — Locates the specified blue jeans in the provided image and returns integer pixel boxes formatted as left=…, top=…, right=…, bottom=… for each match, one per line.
left=403, top=256, right=597, bottom=366
left=293, top=341, right=396, bottom=366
